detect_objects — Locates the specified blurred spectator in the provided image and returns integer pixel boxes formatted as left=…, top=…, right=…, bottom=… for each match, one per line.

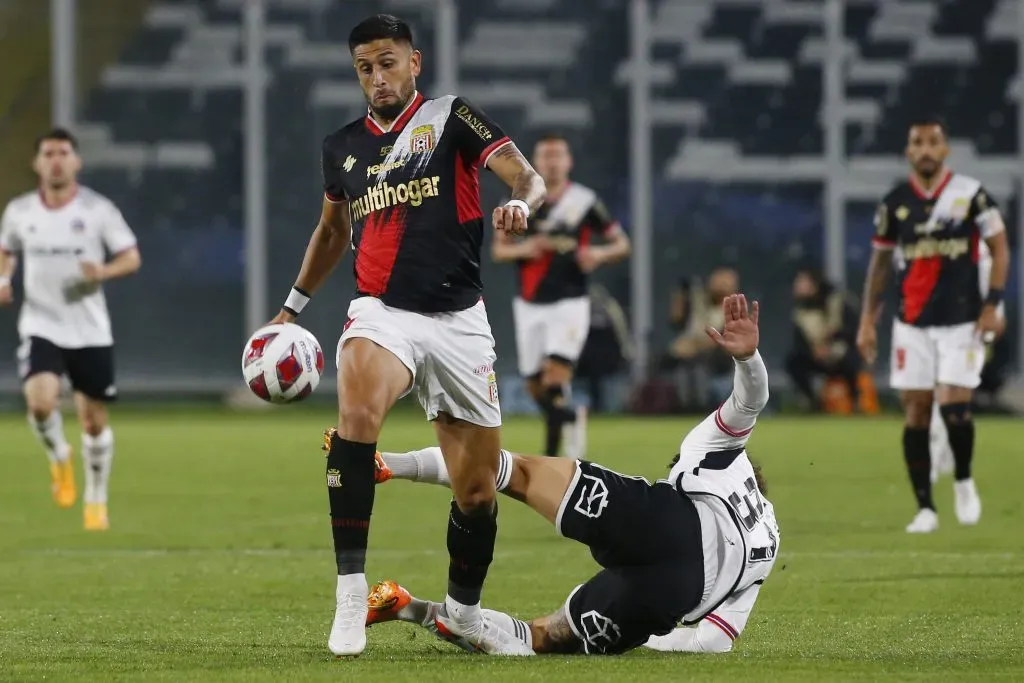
left=576, top=284, right=632, bottom=413
left=662, top=267, right=738, bottom=410
left=784, top=268, right=861, bottom=412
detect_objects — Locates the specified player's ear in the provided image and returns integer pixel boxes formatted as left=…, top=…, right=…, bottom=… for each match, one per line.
left=70, top=151, right=82, bottom=174
left=409, top=48, right=422, bottom=77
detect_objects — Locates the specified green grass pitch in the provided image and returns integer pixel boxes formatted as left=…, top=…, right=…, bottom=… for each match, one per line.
left=1, top=408, right=1022, bottom=682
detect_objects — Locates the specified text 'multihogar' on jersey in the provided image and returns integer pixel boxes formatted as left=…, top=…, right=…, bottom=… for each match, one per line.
left=873, top=170, right=1004, bottom=327
left=518, top=183, right=619, bottom=303
left=322, top=92, right=511, bottom=314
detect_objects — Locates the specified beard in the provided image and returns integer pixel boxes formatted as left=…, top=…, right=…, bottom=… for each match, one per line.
left=915, top=159, right=938, bottom=179
left=369, top=87, right=413, bottom=121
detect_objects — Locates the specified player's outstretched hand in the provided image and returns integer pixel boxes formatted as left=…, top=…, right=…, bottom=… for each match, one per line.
left=705, top=293, right=759, bottom=360
left=493, top=204, right=528, bottom=235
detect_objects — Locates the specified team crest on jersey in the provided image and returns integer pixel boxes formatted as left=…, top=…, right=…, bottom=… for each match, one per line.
left=487, top=372, right=499, bottom=404
left=70, top=219, right=85, bottom=233
left=410, top=125, right=435, bottom=153
left=326, top=468, right=342, bottom=488
left=950, top=197, right=969, bottom=221
left=895, top=206, right=909, bottom=221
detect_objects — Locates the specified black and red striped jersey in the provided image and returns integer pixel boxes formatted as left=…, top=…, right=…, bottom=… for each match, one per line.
left=321, top=92, right=511, bottom=313
left=516, top=183, right=620, bottom=303
left=872, top=170, right=1003, bottom=327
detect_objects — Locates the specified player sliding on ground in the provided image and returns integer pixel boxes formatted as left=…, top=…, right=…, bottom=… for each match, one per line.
left=354, top=293, right=779, bottom=655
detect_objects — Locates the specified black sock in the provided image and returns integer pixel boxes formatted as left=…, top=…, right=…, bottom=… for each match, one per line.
left=940, top=403, right=975, bottom=481
left=537, top=385, right=575, bottom=457
left=326, top=432, right=377, bottom=575
left=902, top=426, right=934, bottom=510
left=446, top=500, right=497, bottom=606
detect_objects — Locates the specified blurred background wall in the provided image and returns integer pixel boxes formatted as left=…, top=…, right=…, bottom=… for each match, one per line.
left=0, top=0, right=1020, bottom=414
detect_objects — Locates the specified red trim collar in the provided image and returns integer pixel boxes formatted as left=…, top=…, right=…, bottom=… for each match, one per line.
left=909, top=168, right=952, bottom=201
left=364, top=92, right=424, bottom=137
left=38, top=184, right=79, bottom=210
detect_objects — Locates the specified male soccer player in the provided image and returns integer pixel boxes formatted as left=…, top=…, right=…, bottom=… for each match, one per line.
left=365, top=293, right=778, bottom=656
left=0, top=128, right=141, bottom=531
left=857, top=118, right=1010, bottom=533
left=266, top=15, right=545, bottom=655
left=492, top=134, right=630, bottom=458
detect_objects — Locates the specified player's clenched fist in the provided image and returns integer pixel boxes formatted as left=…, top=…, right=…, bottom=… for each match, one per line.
left=493, top=202, right=528, bottom=235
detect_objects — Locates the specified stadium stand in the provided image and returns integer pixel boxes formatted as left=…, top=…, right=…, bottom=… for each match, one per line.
left=0, top=0, right=1012, bottom=391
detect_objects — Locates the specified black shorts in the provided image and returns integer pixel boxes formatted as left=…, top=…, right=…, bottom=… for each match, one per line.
left=18, top=336, right=117, bottom=402
left=555, top=460, right=705, bottom=654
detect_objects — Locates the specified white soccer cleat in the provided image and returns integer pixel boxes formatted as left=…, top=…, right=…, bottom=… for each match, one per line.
left=905, top=508, right=939, bottom=534
left=329, top=575, right=369, bottom=656
left=435, top=608, right=534, bottom=656
left=562, top=406, right=588, bottom=460
left=954, top=479, right=982, bottom=526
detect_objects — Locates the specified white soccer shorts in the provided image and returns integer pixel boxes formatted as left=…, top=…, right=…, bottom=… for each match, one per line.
left=512, top=296, right=591, bottom=377
left=889, top=320, right=985, bottom=391
left=337, top=296, right=501, bottom=427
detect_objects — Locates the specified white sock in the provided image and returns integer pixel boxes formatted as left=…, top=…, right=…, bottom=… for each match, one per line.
left=445, top=595, right=481, bottom=623
left=482, top=608, right=533, bottom=649
left=381, top=447, right=513, bottom=492
left=336, top=572, right=368, bottom=597
left=82, top=427, right=114, bottom=504
left=29, top=411, right=70, bottom=464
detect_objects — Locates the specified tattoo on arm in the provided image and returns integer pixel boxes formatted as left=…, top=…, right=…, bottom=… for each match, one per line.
left=532, top=610, right=582, bottom=654
left=492, top=144, right=546, bottom=212
left=861, top=251, right=892, bottom=320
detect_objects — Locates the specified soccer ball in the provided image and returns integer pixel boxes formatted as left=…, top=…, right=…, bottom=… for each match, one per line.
left=241, top=323, right=324, bottom=403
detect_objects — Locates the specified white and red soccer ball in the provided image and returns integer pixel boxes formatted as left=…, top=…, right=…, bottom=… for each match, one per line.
left=241, top=323, right=324, bottom=403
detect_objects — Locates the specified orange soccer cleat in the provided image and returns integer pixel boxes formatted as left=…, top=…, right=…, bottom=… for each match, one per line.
left=49, top=448, right=77, bottom=509
left=321, top=428, right=393, bottom=484
left=366, top=580, right=412, bottom=626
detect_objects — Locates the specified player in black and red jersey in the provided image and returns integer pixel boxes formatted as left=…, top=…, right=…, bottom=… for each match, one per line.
left=492, top=134, right=630, bottom=458
left=266, top=15, right=546, bottom=656
left=857, top=118, right=1010, bottom=534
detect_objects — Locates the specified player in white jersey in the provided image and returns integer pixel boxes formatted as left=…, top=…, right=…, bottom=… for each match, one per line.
left=0, top=128, right=141, bottom=531
left=360, top=293, right=778, bottom=655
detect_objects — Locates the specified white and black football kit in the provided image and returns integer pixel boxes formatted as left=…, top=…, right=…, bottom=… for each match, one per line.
left=554, top=351, right=779, bottom=654
left=0, top=187, right=137, bottom=401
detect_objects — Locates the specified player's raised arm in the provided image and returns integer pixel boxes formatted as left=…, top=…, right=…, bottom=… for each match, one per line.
left=271, top=141, right=353, bottom=324
left=705, top=294, right=768, bottom=435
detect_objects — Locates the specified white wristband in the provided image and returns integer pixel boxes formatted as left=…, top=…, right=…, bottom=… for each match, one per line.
left=505, top=199, right=530, bottom=219
left=283, top=286, right=311, bottom=316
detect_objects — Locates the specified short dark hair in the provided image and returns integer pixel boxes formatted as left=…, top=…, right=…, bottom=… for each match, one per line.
left=909, top=116, right=947, bottom=135
left=534, top=132, right=569, bottom=147
left=35, top=127, right=78, bottom=153
left=348, top=14, right=414, bottom=53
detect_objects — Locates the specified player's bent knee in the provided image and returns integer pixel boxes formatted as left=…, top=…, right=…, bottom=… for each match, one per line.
left=337, top=403, right=386, bottom=442
left=27, top=403, right=57, bottom=422
left=452, top=484, right=497, bottom=516
left=79, top=406, right=108, bottom=436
